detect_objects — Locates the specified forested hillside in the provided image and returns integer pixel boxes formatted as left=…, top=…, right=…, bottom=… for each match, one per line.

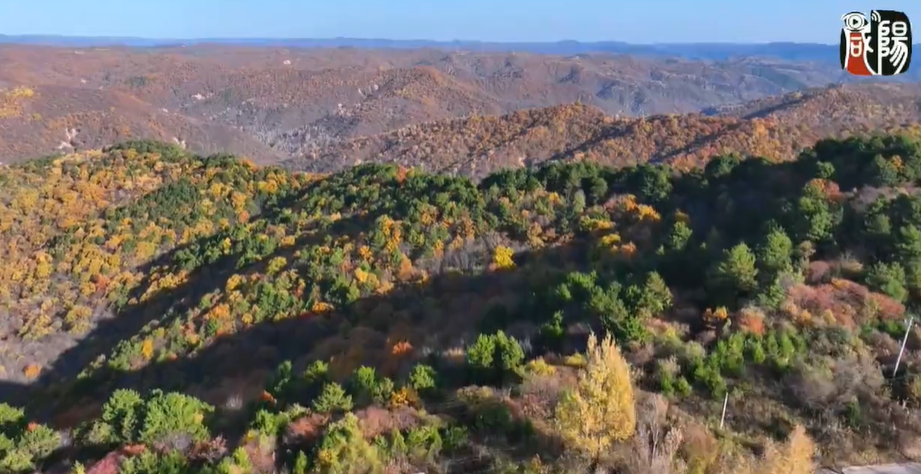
left=283, top=84, right=921, bottom=177
left=3, top=138, right=921, bottom=473
left=0, top=44, right=909, bottom=165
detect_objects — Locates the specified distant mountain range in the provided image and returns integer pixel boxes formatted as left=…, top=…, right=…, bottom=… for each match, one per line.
left=1, top=42, right=920, bottom=168
left=1, top=35, right=911, bottom=62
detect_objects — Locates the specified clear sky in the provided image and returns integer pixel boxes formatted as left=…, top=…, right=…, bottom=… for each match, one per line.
left=0, top=0, right=919, bottom=44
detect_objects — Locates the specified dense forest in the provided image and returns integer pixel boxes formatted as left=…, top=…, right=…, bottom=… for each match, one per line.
left=287, top=86, right=921, bottom=178
left=3, top=137, right=921, bottom=473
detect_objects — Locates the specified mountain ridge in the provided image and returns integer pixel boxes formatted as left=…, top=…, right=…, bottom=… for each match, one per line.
left=279, top=83, right=921, bottom=178
left=1, top=44, right=919, bottom=166
left=4, top=34, right=920, bottom=62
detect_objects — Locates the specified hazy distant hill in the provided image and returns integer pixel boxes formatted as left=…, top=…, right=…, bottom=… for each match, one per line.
left=4, top=34, right=921, bottom=62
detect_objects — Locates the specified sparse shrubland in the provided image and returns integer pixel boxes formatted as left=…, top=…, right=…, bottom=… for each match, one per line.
left=2, top=135, right=921, bottom=472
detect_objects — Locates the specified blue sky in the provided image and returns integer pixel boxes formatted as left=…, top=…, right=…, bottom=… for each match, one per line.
left=0, top=0, right=919, bottom=43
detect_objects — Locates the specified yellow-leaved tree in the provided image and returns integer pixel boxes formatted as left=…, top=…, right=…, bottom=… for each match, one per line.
left=555, top=332, right=636, bottom=465
left=757, top=424, right=816, bottom=474
left=492, top=245, right=515, bottom=270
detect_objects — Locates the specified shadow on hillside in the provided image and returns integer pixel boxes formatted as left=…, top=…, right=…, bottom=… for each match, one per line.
left=0, top=182, right=312, bottom=401
left=541, top=114, right=749, bottom=167
left=0, top=198, right=583, bottom=430
left=546, top=123, right=637, bottom=165
left=738, top=93, right=810, bottom=120
left=650, top=92, right=814, bottom=164
left=653, top=121, right=748, bottom=164
left=0, top=146, right=819, bottom=423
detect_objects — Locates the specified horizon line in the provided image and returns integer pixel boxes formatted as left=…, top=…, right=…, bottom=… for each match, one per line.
left=0, top=34, right=843, bottom=47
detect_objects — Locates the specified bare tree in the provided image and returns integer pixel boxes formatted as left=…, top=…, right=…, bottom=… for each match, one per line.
left=620, top=394, right=686, bottom=474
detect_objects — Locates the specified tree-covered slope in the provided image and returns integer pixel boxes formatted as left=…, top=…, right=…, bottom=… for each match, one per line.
left=3, top=138, right=921, bottom=473
left=283, top=84, right=921, bottom=178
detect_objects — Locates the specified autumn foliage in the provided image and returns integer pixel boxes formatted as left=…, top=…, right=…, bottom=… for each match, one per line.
left=555, top=332, right=636, bottom=459
left=1, top=134, right=921, bottom=473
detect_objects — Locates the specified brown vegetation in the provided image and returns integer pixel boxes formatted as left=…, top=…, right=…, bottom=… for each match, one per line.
left=1, top=44, right=916, bottom=170
left=285, top=84, right=921, bottom=177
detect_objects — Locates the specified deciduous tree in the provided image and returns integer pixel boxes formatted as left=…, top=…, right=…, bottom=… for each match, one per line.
left=555, top=332, right=636, bottom=465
